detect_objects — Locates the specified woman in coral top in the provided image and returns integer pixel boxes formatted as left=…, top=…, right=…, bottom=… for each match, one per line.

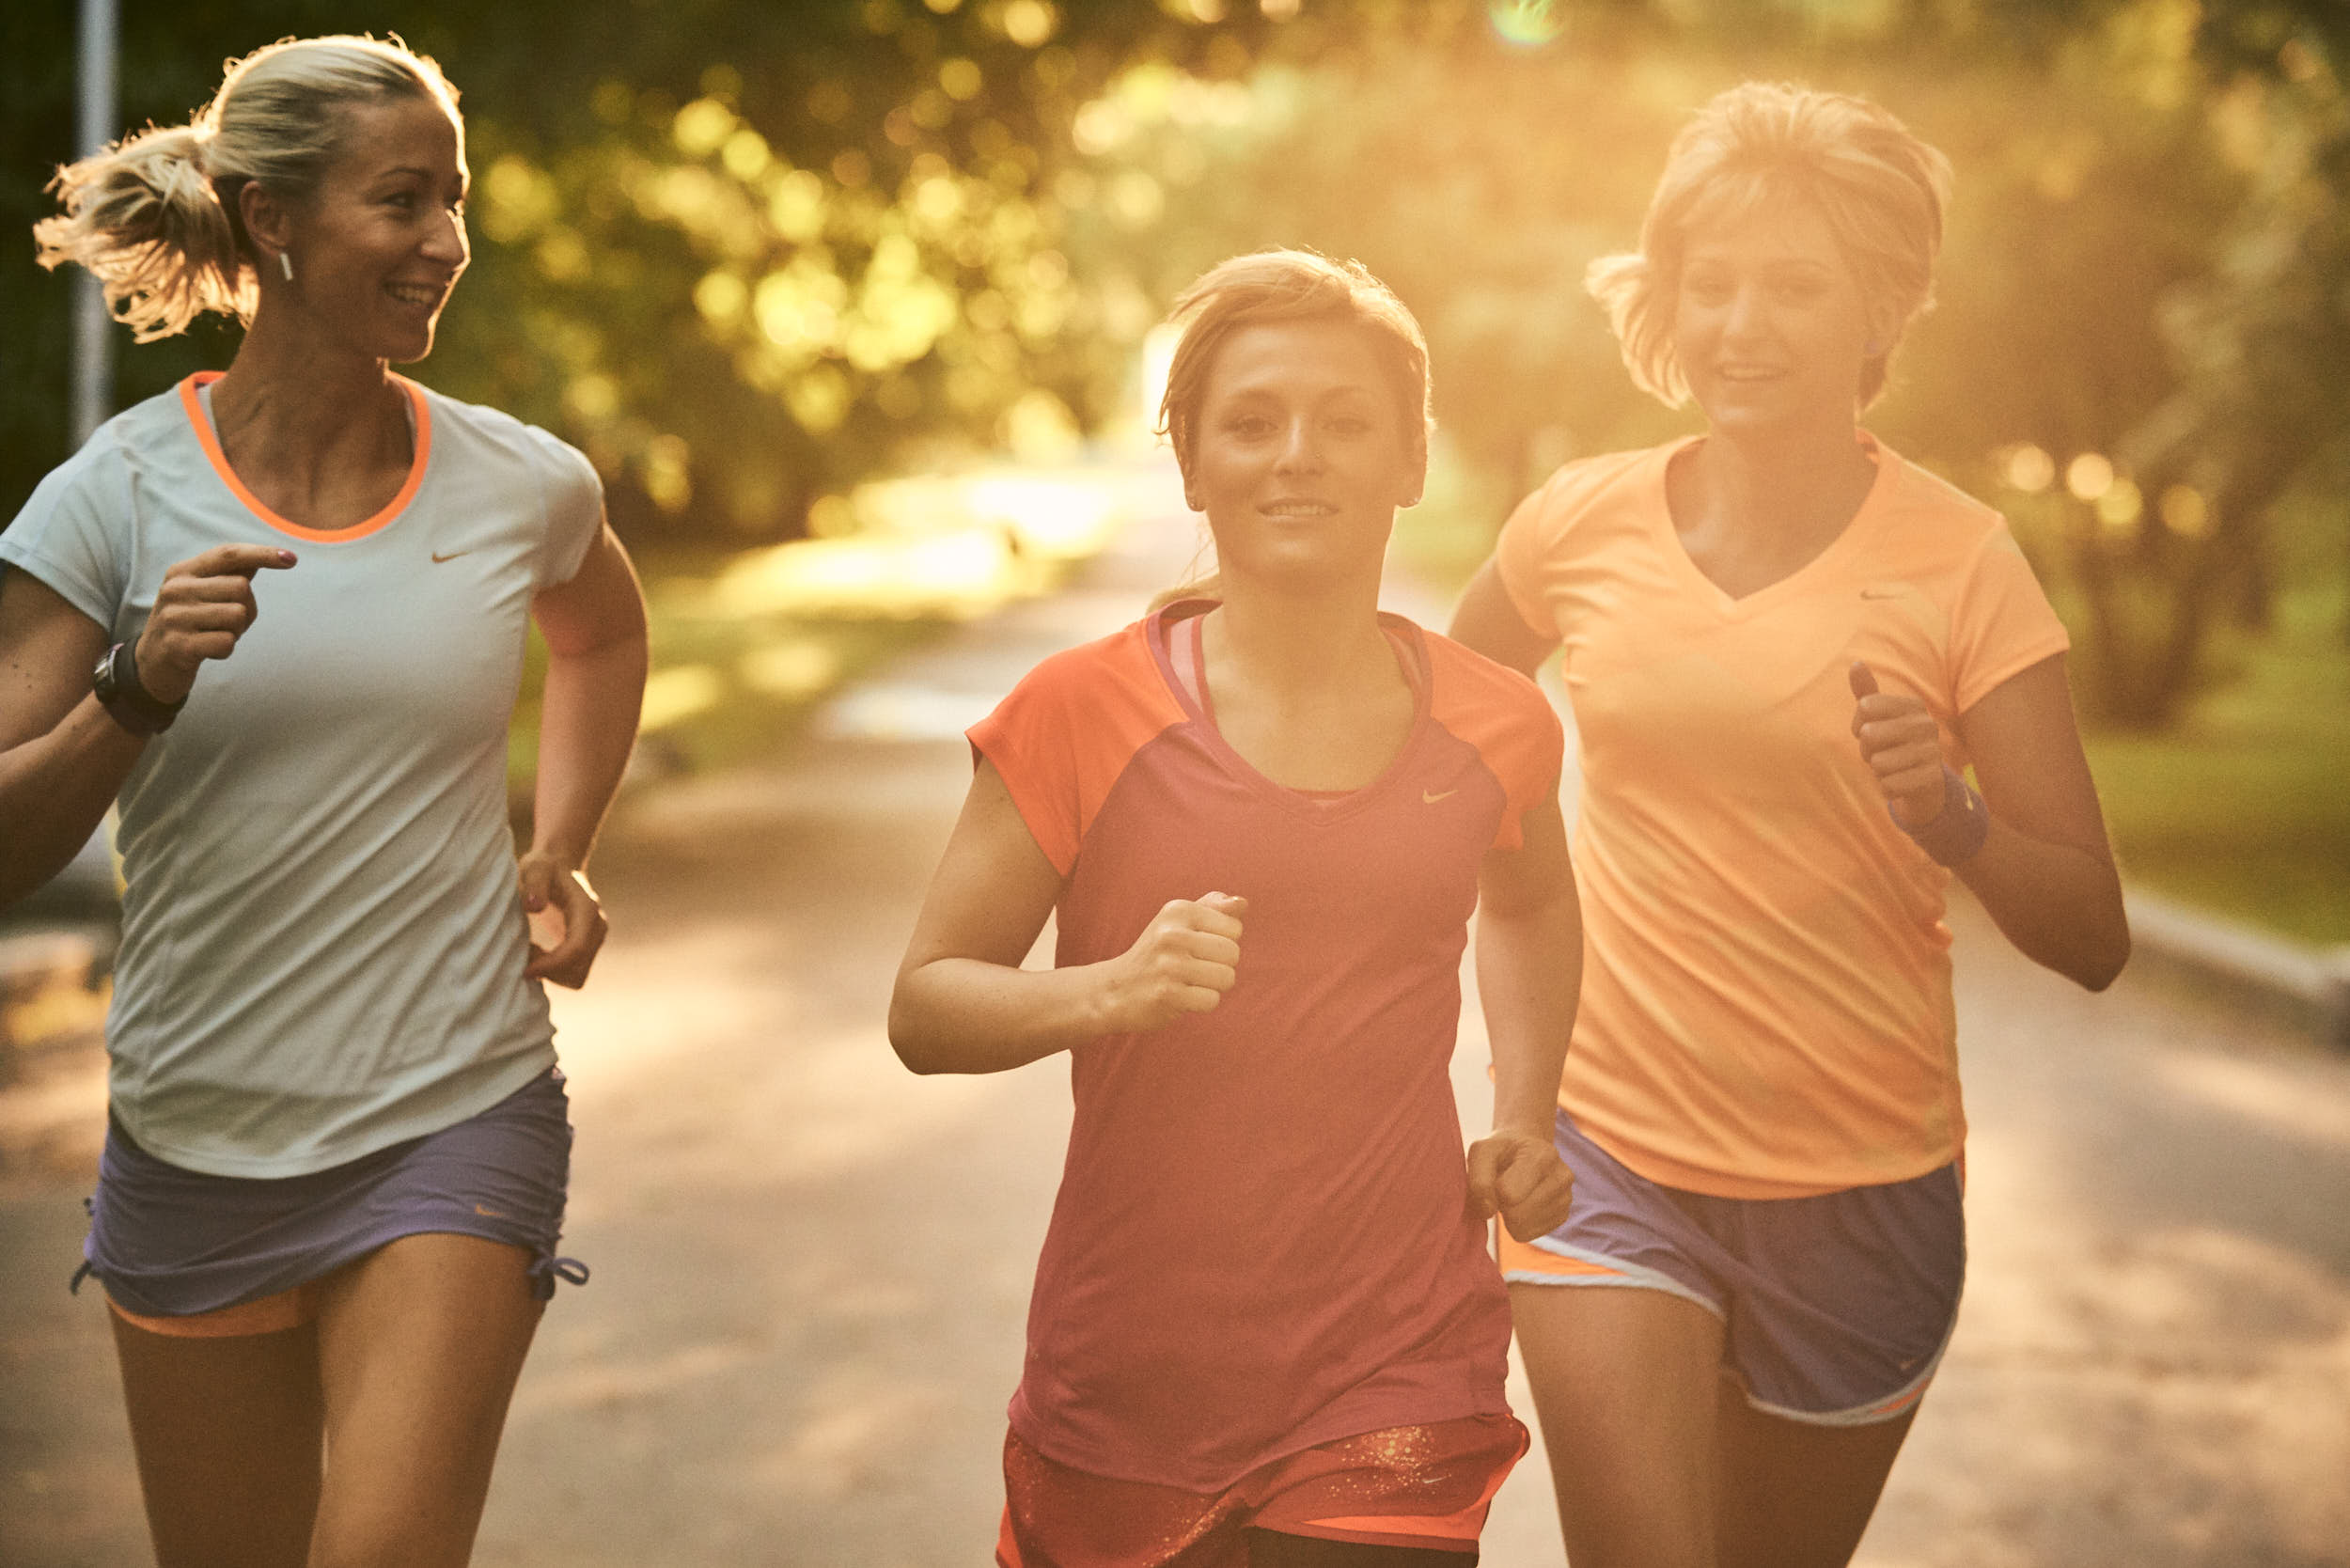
left=1448, top=84, right=2130, bottom=1568
left=892, top=249, right=1582, bottom=1567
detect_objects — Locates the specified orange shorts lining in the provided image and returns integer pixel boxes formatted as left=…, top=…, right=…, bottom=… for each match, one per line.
left=106, top=1281, right=319, bottom=1338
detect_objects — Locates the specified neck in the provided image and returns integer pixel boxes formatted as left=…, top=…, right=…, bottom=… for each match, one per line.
left=211, top=311, right=405, bottom=466
left=1208, top=570, right=1392, bottom=694
left=1685, top=416, right=1872, bottom=542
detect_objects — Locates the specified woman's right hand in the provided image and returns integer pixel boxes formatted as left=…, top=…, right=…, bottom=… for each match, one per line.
left=1098, top=892, right=1246, bottom=1034
left=133, top=543, right=297, bottom=703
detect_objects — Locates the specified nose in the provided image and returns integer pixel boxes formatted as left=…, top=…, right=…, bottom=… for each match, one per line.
left=1274, top=415, right=1324, bottom=474
left=423, top=205, right=469, bottom=268
left=1721, top=281, right=1767, bottom=340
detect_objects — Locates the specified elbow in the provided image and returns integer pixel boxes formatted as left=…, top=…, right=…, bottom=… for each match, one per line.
left=2068, top=923, right=2133, bottom=994
left=885, top=991, right=948, bottom=1074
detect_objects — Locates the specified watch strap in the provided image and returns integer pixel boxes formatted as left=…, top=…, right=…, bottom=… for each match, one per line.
left=1889, top=764, right=1990, bottom=867
left=93, top=641, right=185, bottom=736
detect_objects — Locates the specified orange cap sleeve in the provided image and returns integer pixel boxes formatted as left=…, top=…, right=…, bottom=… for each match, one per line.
left=965, top=624, right=1187, bottom=878
left=1425, top=637, right=1565, bottom=854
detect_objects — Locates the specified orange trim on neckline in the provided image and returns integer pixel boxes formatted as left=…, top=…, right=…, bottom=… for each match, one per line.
left=177, top=371, right=431, bottom=543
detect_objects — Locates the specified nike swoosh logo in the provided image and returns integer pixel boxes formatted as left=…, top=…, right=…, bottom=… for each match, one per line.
left=431, top=549, right=473, bottom=564
left=1422, top=789, right=1457, bottom=805
left=474, top=1203, right=506, bottom=1218
left=1861, top=583, right=1910, bottom=599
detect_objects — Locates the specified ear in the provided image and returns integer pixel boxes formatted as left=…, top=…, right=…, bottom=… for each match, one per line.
left=1399, top=440, right=1430, bottom=510
left=240, top=181, right=295, bottom=268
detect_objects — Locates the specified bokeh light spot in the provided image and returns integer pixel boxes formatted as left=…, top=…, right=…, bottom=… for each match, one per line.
left=2066, top=452, right=2114, bottom=502
left=2001, top=443, right=2056, bottom=493
left=1490, top=0, right=1566, bottom=46
left=2159, top=484, right=2212, bottom=537
left=1002, top=0, right=1058, bottom=46
left=2097, top=478, right=2143, bottom=532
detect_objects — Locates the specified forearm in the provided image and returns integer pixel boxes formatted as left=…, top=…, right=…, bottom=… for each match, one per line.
left=528, top=635, right=647, bottom=868
left=1954, top=819, right=2129, bottom=990
left=0, top=699, right=141, bottom=907
left=888, top=954, right=1121, bottom=1075
left=1475, top=889, right=1582, bottom=1137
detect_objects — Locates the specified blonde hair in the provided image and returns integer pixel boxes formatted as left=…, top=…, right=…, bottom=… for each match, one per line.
left=1149, top=249, right=1432, bottom=609
left=1588, top=82, right=1951, bottom=411
left=33, top=35, right=462, bottom=341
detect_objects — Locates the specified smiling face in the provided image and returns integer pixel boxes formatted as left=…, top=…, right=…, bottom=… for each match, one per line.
left=1182, top=316, right=1425, bottom=594
left=1671, top=196, right=1881, bottom=440
left=273, top=94, right=470, bottom=364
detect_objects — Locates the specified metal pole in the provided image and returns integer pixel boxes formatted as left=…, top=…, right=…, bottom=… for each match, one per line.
left=70, top=0, right=118, bottom=447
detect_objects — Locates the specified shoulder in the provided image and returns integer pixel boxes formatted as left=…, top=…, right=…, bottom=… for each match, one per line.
left=1418, top=627, right=1564, bottom=741
left=1501, top=442, right=1675, bottom=555
left=1009, top=616, right=1173, bottom=713
left=1864, top=443, right=2048, bottom=587
left=409, top=383, right=599, bottom=494
left=1885, top=448, right=2002, bottom=525
left=1538, top=444, right=1672, bottom=511
left=4, top=388, right=179, bottom=538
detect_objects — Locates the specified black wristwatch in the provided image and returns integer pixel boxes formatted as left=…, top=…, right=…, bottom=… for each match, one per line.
left=92, top=640, right=185, bottom=736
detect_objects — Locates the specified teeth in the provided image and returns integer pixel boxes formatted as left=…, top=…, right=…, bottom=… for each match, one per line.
left=386, top=284, right=438, bottom=305
left=1263, top=503, right=1334, bottom=516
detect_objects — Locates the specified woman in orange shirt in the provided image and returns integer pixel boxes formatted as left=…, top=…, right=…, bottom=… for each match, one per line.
left=1448, top=83, right=2129, bottom=1568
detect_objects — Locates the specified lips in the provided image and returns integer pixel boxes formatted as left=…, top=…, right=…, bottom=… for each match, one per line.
left=384, top=281, right=446, bottom=308
left=1259, top=498, right=1338, bottom=517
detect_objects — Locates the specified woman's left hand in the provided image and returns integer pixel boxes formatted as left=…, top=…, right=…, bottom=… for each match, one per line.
left=518, top=850, right=609, bottom=988
left=1466, top=1129, right=1576, bottom=1243
left=1848, top=661, right=1948, bottom=826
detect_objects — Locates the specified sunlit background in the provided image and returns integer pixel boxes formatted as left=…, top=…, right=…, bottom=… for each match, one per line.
left=7, top=0, right=2347, bottom=940
left=4, top=6, right=2349, bottom=1563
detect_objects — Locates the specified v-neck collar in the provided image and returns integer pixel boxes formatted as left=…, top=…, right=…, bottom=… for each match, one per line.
left=1147, top=601, right=1434, bottom=824
left=1650, top=431, right=1896, bottom=619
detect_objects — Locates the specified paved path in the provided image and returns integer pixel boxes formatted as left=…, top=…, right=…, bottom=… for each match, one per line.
left=5, top=485, right=2348, bottom=1565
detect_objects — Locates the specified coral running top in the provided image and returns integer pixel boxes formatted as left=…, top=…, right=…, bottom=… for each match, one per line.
left=969, top=602, right=1562, bottom=1490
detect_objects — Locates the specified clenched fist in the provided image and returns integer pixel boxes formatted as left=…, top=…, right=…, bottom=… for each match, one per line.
left=1098, top=892, right=1247, bottom=1035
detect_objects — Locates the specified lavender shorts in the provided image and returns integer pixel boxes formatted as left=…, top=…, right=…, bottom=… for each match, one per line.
left=1502, top=1111, right=1964, bottom=1426
left=74, top=1067, right=586, bottom=1320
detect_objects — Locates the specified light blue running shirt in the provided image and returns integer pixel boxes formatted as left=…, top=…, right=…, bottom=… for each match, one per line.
left=0, top=372, right=603, bottom=1176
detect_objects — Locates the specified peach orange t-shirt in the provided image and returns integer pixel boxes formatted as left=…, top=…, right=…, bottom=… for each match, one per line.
left=1496, top=435, right=2069, bottom=1198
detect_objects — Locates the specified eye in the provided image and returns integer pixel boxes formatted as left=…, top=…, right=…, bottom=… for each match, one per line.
left=1324, top=415, right=1372, bottom=437
left=1223, top=413, right=1275, bottom=437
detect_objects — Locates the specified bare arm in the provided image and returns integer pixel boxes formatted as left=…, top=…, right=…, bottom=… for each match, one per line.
left=1, top=544, right=292, bottom=907
left=519, top=523, right=649, bottom=989
left=887, top=757, right=1245, bottom=1074
left=1447, top=559, right=1559, bottom=678
left=0, top=571, right=135, bottom=905
left=1466, top=793, right=1581, bottom=1241
left=1853, top=652, right=2129, bottom=991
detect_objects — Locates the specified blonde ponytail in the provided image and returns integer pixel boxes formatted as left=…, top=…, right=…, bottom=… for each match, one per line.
left=36, top=124, right=251, bottom=342
left=31, top=34, right=462, bottom=342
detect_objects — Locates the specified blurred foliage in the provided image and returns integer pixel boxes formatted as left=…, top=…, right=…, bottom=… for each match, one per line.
left=6, top=0, right=2349, bottom=727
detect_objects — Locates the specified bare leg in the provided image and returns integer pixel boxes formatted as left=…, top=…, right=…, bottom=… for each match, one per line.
left=306, top=1233, right=545, bottom=1568
left=110, top=1312, right=323, bottom=1568
left=1510, top=1283, right=1726, bottom=1568
left=1714, top=1384, right=1918, bottom=1568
